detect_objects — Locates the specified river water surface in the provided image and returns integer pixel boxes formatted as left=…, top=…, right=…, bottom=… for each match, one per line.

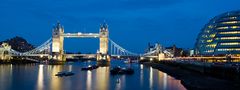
left=0, top=60, right=186, bottom=90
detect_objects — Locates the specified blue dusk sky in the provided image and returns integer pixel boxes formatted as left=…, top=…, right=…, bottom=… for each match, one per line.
left=0, top=0, right=240, bottom=53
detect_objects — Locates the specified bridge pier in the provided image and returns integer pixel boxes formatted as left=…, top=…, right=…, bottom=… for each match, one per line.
left=96, top=53, right=110, bottom=61
left=0, top=43, right=12, bottom=61
left=96, top=54, right=110, bottom=66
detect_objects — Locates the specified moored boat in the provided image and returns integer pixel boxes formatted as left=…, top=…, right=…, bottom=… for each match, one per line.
left=110, top=66, right=134, bottom=75
left=55, top=71, right=75, bottom=77
left=81, top=65, right=99, bottom=71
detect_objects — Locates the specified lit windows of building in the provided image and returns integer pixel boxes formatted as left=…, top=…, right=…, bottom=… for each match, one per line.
left=231, top=26, right=240, bottom=29
left=220, top=37, right=240, bottom=40
left=219, top=31, right=240, bottom=34
left=195, top=10, right=240, bottom=56
left=209, top=34, right=216, bottom=37
left=206, top=39, right=213, bottom=42
left=217, top=26, right=228, bottom=30
left=206, top=44, right=217, bottom=48
left=220, top=42, right=240, bottom=46
left=221, top=21, right=239, bottom=24
left=217, top=48, right=240, bottom=51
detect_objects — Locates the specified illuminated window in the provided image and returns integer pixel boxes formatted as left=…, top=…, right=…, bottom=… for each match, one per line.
left=217, top=26, right=240, bottom=29
left=231, top=26, right=240, bottom=29
left=204, top=50, right=214, bottom=53
left=206, top=44, right=217, bottom=48
left=220, top=37, right=240, bottom=40
left=217, top=48, right=240, bottom=51
left=221, top=21, right=239, bottom=24
left=220, top=42, right=240, bottom=45
left=209, top=34, right=216, bottom=37
left=206, top=39, right=213, bottom=42
left=219, top=31, right=240, bottom=34
left=217, top=26, right=229, bottom=30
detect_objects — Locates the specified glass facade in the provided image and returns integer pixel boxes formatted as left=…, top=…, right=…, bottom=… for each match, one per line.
left=195, top=11, right=240, bottom=56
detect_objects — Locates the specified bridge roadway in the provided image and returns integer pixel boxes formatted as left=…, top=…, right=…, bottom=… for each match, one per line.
left=66, top=54, right=140, bottom=59
left=65, top=54, right=96, bottom=59
left=10, top=54, right=141, bottom=59
left=11, top=54, right=49, bottom=57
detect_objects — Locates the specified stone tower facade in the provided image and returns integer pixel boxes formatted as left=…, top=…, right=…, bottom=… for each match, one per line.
left=52, top=22, right=65, bottom=61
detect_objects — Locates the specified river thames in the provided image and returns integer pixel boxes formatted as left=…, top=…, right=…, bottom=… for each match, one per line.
left=0, top=60, right=186, bottom=90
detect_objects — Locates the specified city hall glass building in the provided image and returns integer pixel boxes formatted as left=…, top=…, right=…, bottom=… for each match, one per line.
left=195, top=11, right=240, bottom=56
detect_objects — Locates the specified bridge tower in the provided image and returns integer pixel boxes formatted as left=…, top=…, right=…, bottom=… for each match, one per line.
left=0, top=43, right=11, bottom=60
left=52, top=22, right=65, bottom=61
left=97, top=23, right=110, bottom=61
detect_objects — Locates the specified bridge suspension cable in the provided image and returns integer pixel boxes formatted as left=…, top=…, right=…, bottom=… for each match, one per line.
left=22, top=38, right=52, bottom=55
left=9, top=38, right=52, bottom=56
left=109, top=38, right=139, bottom=56
left=142, top=49, right=158, bottom=56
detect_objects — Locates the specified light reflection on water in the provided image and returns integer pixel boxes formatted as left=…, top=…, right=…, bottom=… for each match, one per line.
left=87, top=70, right=91, bottom=90
left=37, top=65, right=44, bottom=90
left=0, top=60, right=186, bottom=90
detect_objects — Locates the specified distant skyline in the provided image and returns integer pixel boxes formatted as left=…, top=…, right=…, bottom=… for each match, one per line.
left=0, top=0, right=240, bottom=53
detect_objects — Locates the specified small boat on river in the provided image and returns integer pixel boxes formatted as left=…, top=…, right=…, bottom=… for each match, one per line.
left=110, top=66, right=134, bottom=75
left=81, top=65, right=99, bottom=71
left=55, top=71, right=75, bottom=77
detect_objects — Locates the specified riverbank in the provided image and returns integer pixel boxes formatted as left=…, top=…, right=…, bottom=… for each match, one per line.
left=142, top=61, right=240, bottom=90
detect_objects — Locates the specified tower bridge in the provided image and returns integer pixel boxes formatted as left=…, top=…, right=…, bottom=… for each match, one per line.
left=51, top=22, right=109, bottom=61
left=0, top=22, right=173, bottom=62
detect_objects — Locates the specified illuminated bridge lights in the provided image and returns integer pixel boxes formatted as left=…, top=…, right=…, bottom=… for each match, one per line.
left=63, top=33, right=100, bottom=38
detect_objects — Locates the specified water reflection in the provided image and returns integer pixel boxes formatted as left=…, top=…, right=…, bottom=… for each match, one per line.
left=150, top=67, right=153, bottom=89
left=37, top=65, right=44, bottom=90
left=140, top=64, right=144, bottom=87
left=87, top=71, right=92, bottom=90
left=0, top=61, right=186, bottom=90
left=50, top=65, right=63, bottom=90
left=69, top=65, right=72, bottom=72
left=163, top=73, right=167, bottom=90
left=0, top=64, right=12, bottom=90
left=95, top=67, right=109, bottom=90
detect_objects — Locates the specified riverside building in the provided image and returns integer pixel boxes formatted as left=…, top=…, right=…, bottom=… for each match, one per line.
left=195, top=10, right=240, bottom=56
